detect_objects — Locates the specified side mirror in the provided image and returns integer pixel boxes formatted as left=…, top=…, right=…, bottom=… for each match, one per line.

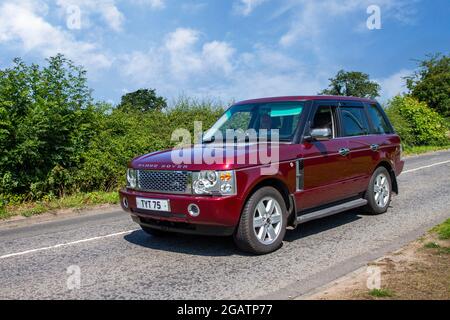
left=306, top=128, right=332, bottom=141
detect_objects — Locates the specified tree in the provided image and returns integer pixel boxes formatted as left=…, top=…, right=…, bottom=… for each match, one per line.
left=406, top=53, right=450, bottom=117
left=320, top=70, right=381, bottom=99
left=117, top=89, right=167, bottom=113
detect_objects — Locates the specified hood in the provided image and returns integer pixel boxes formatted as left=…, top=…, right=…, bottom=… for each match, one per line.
left=131, top=143, right=298, bottom=171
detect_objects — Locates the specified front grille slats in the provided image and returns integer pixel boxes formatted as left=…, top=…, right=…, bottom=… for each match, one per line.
left=137, top=170, right=190, bottom=194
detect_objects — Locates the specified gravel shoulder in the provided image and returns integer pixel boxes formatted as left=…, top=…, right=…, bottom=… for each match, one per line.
left=300, top=220, right=450, bottom=300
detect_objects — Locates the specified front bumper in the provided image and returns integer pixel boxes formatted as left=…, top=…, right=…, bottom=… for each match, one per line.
left=119, top=188, right=243, bottom=236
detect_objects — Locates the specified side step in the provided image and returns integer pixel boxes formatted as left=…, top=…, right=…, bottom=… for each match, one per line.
left=296, top=198, right=367, bottom=224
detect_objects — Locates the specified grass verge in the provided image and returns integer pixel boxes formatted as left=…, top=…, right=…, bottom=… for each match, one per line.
left=432, top=218, right=450, bottom=240
left=403, top=144, right=450, bottom=156
left=304, top=217, right=450, bottom=300
left=368, top=288, right=394, bottom=298
left=0, top=191, right=119, bottom=220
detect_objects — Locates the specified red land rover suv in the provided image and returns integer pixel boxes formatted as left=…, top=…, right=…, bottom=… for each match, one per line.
left=119, top=96, right=404, bottom=254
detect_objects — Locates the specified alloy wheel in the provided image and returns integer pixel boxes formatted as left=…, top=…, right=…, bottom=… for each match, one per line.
left=253, top=197, right=283, bottom=245
left=374, top=173, right=390, bottom=208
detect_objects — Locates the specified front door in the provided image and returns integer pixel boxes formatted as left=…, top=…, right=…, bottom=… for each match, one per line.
left=296, top=101, right=352, bottom=211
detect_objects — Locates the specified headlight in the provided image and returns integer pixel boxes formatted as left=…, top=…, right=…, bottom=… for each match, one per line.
left=127, top=168, right=137, bottom=189
left=192, top=170, right=236, bottom=195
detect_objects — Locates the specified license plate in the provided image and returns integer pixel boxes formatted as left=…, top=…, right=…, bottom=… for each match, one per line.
left=136, top=198, right=170, bottom=212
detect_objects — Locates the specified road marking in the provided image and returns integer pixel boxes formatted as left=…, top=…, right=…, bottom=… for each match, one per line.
left=1, top=159, right=449, bottom=260
left=403, top=159, right=450, bottom=174
left=0, top=229, right=139, bottom=260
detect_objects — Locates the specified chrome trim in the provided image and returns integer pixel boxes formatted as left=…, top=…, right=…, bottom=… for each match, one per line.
left=338, top=148, right=350, bottom=156
left=135, top=170, right=192, bottom=195
left=297, top=198, right=368, bottom=224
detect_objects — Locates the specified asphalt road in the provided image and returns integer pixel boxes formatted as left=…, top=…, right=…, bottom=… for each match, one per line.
left=1, top=150, right=450, bottom=300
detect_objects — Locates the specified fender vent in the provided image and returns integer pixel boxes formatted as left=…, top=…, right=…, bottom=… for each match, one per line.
left=296, top=159, right=304, bottom=191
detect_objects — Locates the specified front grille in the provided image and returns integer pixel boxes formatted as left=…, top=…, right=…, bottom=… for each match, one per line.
left=137, top=170, right=191, bottom=194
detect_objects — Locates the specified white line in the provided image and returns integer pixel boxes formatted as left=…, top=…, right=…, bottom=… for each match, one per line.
left=0, top=229, right=139, bottom=260
left=403, top=159, right=450, bottom=174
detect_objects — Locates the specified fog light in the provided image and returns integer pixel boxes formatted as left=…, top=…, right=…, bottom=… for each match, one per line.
left=187, top=204, right=200, bottom=217
left=122, top=197, right=129, bottom=209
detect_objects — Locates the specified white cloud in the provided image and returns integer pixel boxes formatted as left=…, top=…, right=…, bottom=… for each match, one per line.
left=98, top=2, right=124, bottom=31
left=233, top=0, right=267, bottom=16
left=120, top=28, right=236, bottom=89
left=376, top=69, right=411, bottom=102
left=202, top=45, right=325, bottom=100
left=120, top=50, right=163, bottom=84
left=279, top=0, right=420, bottom=47
left=131, top=0, right=166, bottom=10
left=57, top=0, right=166, bottom=32
left=165, top=28, right=200, bottom=52
left=119, top=32, right=325, bottom=102
left=56, top=0, right=125, bottom=32
left=164, top=28, right=203, bottom=77
left=0, top=1, right=111, bottom=70
left=202, top=41, right=235, bottom=75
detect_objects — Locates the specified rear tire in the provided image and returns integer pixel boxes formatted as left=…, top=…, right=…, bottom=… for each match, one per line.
left=364, top=167, right=392, bottom=215
left=234, top=187, right=287, bottom=255
left=140, top=225, right=167, bottom=237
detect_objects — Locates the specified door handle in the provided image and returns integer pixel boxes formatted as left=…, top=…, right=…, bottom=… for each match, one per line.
left=338, top=148, right=350, bottom=157
left=370, top=144, right=380, bottom=152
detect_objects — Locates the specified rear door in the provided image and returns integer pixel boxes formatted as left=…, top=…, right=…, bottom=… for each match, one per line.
left=364, top=102, right=400, bottom=169
left=338, top=101, right=373, bottom=194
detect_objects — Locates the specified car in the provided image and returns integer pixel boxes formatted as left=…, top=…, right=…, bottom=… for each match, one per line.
left=119, top=96, right=404, bottom=254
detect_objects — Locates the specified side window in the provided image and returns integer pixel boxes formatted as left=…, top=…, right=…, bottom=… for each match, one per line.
left=311, top=105, right=336, bottom=139
left=340, top=107, right=370, bottom=137
left=367, top=104, right=392, bottom=134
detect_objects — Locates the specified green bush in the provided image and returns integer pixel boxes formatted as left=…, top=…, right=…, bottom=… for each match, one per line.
left=0, top=55, right=97, bottom=200
left=0, top=56, right=225, bottom=201
left=385, top=95, right=448, bottom=147
left=444, top=117, right=450, bottom=130
left=74, top=99, right=223, bottom=193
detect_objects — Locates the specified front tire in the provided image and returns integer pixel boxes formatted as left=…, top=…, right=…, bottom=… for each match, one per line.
left=234, top=187, right=287, bottom=255
left=364, top=167, right=392, bottom=215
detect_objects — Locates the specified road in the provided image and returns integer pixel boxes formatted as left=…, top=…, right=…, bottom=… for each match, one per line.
left=1, top=150, right=449, bottom=299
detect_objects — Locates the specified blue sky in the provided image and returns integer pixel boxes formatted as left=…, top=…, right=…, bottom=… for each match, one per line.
left=0, top=0, right=449, bottom=105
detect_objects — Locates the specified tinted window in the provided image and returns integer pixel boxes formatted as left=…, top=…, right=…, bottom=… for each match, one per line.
left=367, top=104, right=392, bottom=134
left=340, top=107, right=370, bottom=137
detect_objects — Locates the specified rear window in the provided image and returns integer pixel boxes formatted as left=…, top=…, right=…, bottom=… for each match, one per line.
left=367, top=104, right=393, bottom=134
left=340, top=106, right=370, bottom=137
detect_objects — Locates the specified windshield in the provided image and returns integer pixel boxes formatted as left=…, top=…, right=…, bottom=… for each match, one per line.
left=203, top=101, right=305, bottom=143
